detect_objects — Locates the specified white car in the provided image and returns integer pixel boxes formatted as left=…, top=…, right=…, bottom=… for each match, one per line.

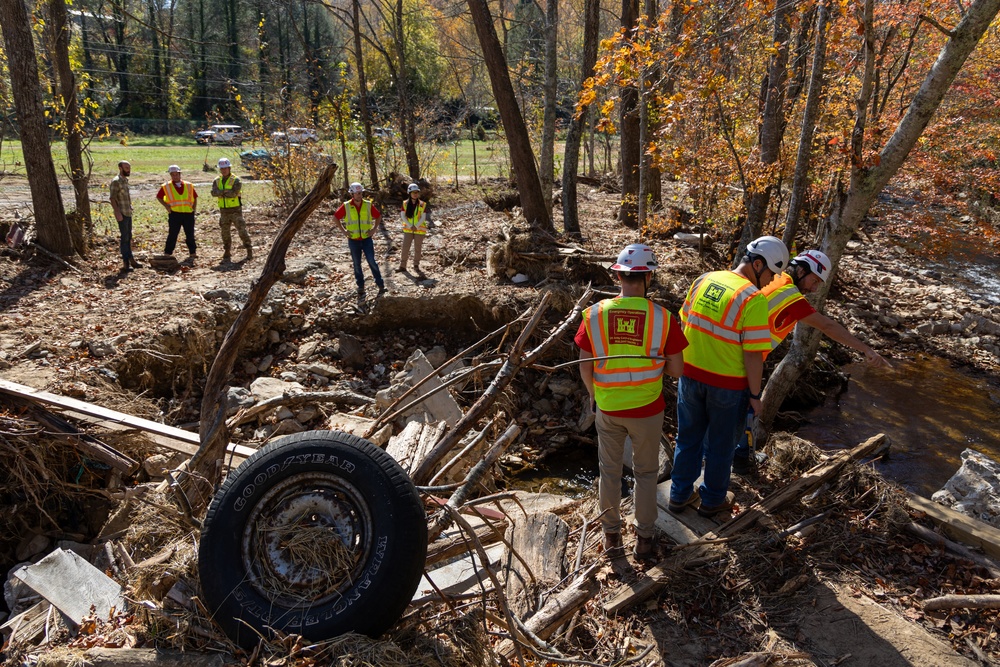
left=271, top=127, right=319, bottom=144
left=196, top=124, right=244, bottom=145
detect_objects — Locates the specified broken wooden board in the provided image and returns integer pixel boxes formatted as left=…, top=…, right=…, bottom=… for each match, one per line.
left=413, top=542, right=505, bottom=604
left=654, top=479, right=719, bottom=543
left=13, top=548, right=124, bottom=625
left=603, top=434, right=888, bottom=615
left=503, top=511, right=569, bottom=617
left=426, top=516, right=507, bottom=568
left=386, top=420, right=447, bottom=474
left=907, top=493, right=1000, bottom=561
left=0, top=379, right=255, bottom=463
left=0, top=600, right=56, bottom=647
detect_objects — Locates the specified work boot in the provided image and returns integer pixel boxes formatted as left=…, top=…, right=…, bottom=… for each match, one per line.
left=129, top=258, right=142, bottom=269
left=697, top=491, right=736, bottom=518
left=357, top=286, right=365, bottom=301
left=668, top=489, right=700, bottom=514
left=222, top=253, right=231, bottom=264
left=121, top=262, right=132, bottom=272
left=245, top=246, right=253, bottom=261
left=603, top=532, right=624, bottom=559
left=377, top=285, right=386, bottom=297
left=732, top=451, right=768, bottom=475
left=634, top=534, right=656, bottom=561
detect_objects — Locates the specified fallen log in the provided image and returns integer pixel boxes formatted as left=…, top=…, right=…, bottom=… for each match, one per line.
left=603, top=433, right=889, bottom=615
left=923, top=594, right=1000, bottom=611
left=504, top=512, right=570, bottom=617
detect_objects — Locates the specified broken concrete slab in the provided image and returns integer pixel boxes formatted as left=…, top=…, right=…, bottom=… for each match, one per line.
left=13, top=548, right=124, bottom=625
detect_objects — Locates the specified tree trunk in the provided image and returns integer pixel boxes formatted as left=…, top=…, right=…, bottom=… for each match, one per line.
left=640, top=0, right=661, bottom=213
left=146, top=0, right=165, bottom=116
left=736, top=0, right=794, bottom=260
left=758, top=0, right=1000, bottom=439
left=466, top=0, right=552, bottom=232
left=617, top=0, right=640, bottom=228
left=51, top=0, right=92, bottom=248
left=783, top=0, right=830, bottom=247
left=353, top=0, right=379, bottom=188
left=394, top=0, right=420, bottom=179
left=561, top=0, right=600, bottom=235
left=0, top=0, right=73, bottom=257
left=539, top=0, right=557, bottom=215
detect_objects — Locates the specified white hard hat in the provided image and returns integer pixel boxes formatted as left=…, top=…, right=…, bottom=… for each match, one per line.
left=792, top=249, right=832, bottom=282
left=349, top=182, right=364, bottom=194
left=167, top=165, right=181, bottom=174
left=746, top=236, right=789, bottom=273
left=218, top=157, right=231, bottom=169
left=407, top=183, right=420, bottom=193
left=610, top=243, right=658, bottom=273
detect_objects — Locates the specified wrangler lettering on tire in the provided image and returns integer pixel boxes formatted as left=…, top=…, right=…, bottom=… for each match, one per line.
left=198, top=430, right=427, bottom=648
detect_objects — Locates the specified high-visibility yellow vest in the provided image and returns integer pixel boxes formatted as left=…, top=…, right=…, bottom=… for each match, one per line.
left=344, top=200, right=374, bottom=240
left=215, top=175, right=241, bottom=209
left=762, top=273, right=806, bottom=351
left=162, top=181, right=195, bottom=213
left=680, top=270, right=770, bottom=388
left=402, top=200, right=427, bottom=235
left=583, top=297, right=669, bottom=412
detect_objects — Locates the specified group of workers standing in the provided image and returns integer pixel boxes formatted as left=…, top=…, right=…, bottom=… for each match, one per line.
left=108, top=158, right=253, bottom=272
left=109, top=162, right=428, bottom=290
left=577, top=237, right=890, bottom=563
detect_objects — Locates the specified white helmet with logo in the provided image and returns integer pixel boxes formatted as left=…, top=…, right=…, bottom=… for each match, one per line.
left=610, top=243, right=658, bottom=273
left=407, top=183, right=420, bottom=193
left=349, top=182, right=364, bottom=194
left=792, top=249, right=832, bottom=282
left=746, top=235, right=789, bottom=273
left=217, top=157, right=231, bottom=169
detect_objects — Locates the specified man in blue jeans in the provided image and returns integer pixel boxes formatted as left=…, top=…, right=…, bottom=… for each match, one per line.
left=668, top=236, right=788, bottom=517
left=334, top=182, right=385, bottom=302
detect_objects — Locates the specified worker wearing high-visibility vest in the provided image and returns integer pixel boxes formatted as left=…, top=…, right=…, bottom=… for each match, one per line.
left=576, top=244, right=687, bottom=561
left=731, top=249, right=891, bottom=474
left=668, top=236, right=787, bottom=518
left=156, top=165, right=198, bottom=261
left=398, top=183, right=428, bottom=274
left=211, top=158, right=253, bottom=263
left=334, top=182, right=385, bottom=302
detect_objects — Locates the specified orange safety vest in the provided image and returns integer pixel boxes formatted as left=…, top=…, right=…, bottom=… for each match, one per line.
left=401, top=200, right=427, bottom=235
left=583, top=296, right=669, bottom=412
left=680, top=270, right=771, bottom=389
left=162, top=181, right=195, bottom=213
left=762, top=273, right=806, bottom=352
left=344, top=200, right=375, bottom=240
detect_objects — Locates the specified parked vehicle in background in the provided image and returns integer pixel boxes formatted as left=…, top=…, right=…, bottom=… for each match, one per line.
left=271, top=127, right=319, bottom=143
left=195, top=124, right=244, bottom=145
left=372, top=127, right=394, bottom=139
left=240, top=144, right=332, bottom=180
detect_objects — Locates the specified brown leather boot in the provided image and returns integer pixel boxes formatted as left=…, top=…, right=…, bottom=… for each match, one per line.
left=634, top=534, right=656, bottom=561
left=603, top=532, right=624, bottom=559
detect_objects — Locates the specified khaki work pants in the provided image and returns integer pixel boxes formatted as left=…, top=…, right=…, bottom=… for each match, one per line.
left=219, top=207, right=252, bottom=255
left=399, top=232, right=424, bottom=271
left=596, top=408, right=662, bottom=538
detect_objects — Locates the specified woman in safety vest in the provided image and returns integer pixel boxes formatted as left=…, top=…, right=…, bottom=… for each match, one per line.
left=575, top=244, right=687, bottom=561
left=398, top=183, right=428, bottom=274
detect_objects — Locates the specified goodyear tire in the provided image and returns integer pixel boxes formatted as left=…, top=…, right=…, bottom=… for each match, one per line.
left=198, top=430, right=427, bottom=648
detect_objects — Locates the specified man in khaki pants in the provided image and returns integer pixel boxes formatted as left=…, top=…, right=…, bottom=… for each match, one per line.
left=212, top=157, right=253, bottom=263
left=575, top=244, right=687, bottom=562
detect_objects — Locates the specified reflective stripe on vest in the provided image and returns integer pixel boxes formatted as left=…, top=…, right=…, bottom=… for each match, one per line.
left=163, top=181, right=195, bottom=213
left=345, top=200, right=374, bottom=240
left=583, top=297, right=669, bottom=412
left=216, top=176, right=240, bottom=209
left=762, top=273, right=805, bottom=348
left=402, top=201, right=427, bottom=235
left=680, top=270, right=770, bottom=382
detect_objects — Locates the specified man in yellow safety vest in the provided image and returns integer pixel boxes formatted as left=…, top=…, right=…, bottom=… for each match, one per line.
left=334, top=182, right=385, bottom=302
left=731, top=248, right=891, bottom=473
left=212, top=157, right=253, bottom=263
left=667, top=236, right=787, bottom=517
left=156, top=164, right=198, bottom=262
left=576, top=244, right=687, bottom=561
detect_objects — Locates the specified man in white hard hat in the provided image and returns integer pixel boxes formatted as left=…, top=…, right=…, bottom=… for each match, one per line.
left=334, top=182, right=385, bottom=301
left=156, top=165, right=198, bottom=262
left=732, top=248, right=891, bottom=473
left=109, top=160, right=140, bottom=271
left=211, top=157, right=253, bottom=263
left=668, top=236, right=787, bottom=517
left=575, top=243, right=687, bottom=561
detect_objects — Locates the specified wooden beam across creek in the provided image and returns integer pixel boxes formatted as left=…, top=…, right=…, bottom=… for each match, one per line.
left=0, top=378, right=256, bottom=463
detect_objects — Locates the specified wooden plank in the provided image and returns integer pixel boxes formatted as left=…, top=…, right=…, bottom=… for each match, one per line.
left=0, top=379, right=254, bottom=463
left=426, top=518, right=507, bottom=568
left=907, top=493, right=1000, bottom=561
left=603, top=434, right=888, bottom=615
left=655, top=479, right=719, bottom=538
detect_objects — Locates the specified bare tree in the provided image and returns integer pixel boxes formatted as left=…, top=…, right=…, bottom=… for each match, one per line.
left=539, top=0, right=557, bottom=214
left=618, top=0, right=640, bottom=228
left=0, top=0, right=73, bottom=256
left=352, top=0, right=379, bottom=188
left=561, top=0, right=600, bottom=234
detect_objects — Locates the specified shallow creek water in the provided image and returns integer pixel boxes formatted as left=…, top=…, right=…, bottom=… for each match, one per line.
left=798, top=357, right=1000, bottom=497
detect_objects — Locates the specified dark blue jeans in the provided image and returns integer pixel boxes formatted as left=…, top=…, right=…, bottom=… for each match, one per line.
left=348, top=236, right=384, bottom=290
left=670, top=376, right=749, bottom=507
left=117, top=215, right=134, bottom=263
